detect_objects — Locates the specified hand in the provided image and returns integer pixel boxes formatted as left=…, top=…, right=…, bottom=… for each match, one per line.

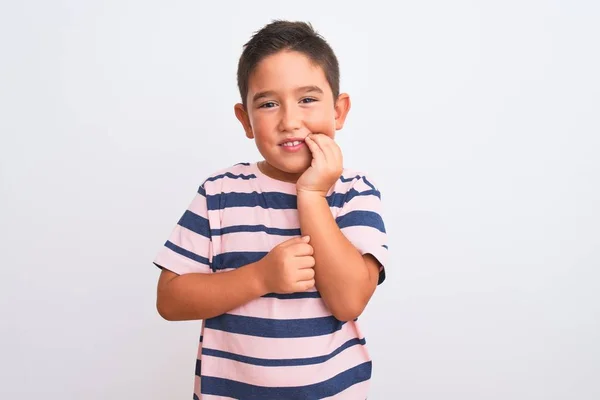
left=257, top=236, right=315, bottom=294
left=296, top=134, right=343, bottom=197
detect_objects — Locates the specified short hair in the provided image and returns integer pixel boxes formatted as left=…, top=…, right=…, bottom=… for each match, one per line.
left=237, top=20, right=340, bottom=107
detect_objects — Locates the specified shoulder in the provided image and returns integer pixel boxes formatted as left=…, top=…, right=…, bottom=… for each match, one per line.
left=200, top=162, right=257, bottom=195
left=334, top=167, right=381, bottom=195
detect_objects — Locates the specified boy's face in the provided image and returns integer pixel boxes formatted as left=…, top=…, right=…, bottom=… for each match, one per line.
left=235, top=50, right=350, bottom=182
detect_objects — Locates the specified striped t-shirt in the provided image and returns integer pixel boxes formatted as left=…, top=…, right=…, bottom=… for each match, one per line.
left=154, top=162, right=388, bottom=399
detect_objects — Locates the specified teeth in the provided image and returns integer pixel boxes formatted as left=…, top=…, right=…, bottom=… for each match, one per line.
left=282, top=140, right=302, bottom=147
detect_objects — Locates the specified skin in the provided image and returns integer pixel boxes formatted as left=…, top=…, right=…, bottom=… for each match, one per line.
left=157, top=50, right=380, bottom=322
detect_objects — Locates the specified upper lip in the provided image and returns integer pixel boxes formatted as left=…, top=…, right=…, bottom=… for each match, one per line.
left=279, top=137, right=306, bottom=145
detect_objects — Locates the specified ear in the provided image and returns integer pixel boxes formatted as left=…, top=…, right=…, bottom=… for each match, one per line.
left=234, top=103, right=254, bottom=139
left=334, top=93, right=351, bottom=130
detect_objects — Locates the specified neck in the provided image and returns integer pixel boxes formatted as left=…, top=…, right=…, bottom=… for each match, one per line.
left=258, top=161, right=303, bottom=183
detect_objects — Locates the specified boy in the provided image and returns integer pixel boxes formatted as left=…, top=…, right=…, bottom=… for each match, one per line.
left=154, top=20, right=388, bottom=399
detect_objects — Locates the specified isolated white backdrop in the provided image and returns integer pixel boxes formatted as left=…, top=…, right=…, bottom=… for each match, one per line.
left=1, top=1, right=599, bottom=399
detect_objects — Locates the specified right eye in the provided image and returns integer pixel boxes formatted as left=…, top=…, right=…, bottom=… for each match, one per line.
left=259, top=102, right=277, bottom=109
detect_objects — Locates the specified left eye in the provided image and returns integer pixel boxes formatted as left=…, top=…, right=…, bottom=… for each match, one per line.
left=300, top=98, right=317, bottom=104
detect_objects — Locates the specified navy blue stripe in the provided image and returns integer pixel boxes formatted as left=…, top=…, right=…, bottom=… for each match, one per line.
left=205, top=314, right=345, bottom=338
left=340, top=175, right=361, bottom=183
left=339, top=175, right=377, bottom=191
left=178, top=210, right=210, bottom=238
left=201, top=361, right=372, bottom=399
left=197, top=184, right=206, bottom=196
left=164, top=240, right=210, bottom=266
left=211, top=251, right=267, bottom=270
left=206, top=189, right=379, bottom=211
left=212, top=225, right=301, bottom=237
left=329, top=188, right=381, bottom=207
left=193, top=394, right=199, bottom=400
left=235, top=162, right=250, bottom=166
left=206, top=172, right=257, bottom=182
left=382, top=244, right=388, bottom=249
left=378, top=268, right=386, bottom=285
left=262, top=291, right=321, bottom=299
left=202, top=338, right=366, bottom=367
left=206, top=192, right=297, bottom=210
left=195, top=359, right=202, bottom=376
left=336, top=210, right=386, bottom=233
left=345, top=188, right=381, bottom=202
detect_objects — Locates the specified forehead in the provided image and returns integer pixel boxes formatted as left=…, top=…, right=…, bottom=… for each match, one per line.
left=248, top=50, right=331, bottom=95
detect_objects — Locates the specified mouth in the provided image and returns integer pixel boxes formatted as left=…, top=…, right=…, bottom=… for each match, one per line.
left=279, top=138, right=306, bottom=152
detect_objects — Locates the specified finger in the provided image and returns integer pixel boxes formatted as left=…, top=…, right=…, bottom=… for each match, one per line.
left=304, top=135, right=326, bottom=163
left=299, top=279, right=316, bottom=291
left=310, top=134, right=333, bottom=157
left=312, top=134, right=340, bottom=166
left=297, top=267, right=315, bottom=281
left=281, top=235, right=310, bottom=247
left=296, top=255, right=315, bottom=268
left=290, top=243, right=314, bottom=256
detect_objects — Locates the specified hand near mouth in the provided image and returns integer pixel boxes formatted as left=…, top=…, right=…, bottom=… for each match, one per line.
left=296, top=133, right=343, bottom=197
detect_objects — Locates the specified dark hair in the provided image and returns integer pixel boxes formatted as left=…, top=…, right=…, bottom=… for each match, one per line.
left=237, top=20, right=340, bottom=107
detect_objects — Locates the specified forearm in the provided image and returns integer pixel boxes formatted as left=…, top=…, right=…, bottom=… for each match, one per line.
left=297, top=191, right=373, bottom=321
left=157, top=262, right=267, bottom=321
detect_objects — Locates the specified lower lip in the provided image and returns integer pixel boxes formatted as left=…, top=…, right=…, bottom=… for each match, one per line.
left=280, top=142, right=305, bottom=152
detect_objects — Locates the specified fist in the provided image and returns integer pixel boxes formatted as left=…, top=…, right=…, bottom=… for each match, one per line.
left=258, top=236, right=316, bottom=294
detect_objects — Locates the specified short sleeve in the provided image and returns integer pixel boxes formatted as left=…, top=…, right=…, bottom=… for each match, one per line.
left=153, top=182, right=213, bottom=275
left=335, top=175, right=388, bottom=285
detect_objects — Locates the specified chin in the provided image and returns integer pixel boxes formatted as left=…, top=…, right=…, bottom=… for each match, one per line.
left=271, top=157, right=311, bottom=175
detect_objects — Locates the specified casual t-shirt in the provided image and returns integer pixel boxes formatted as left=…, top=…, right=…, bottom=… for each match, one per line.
left=154, top=162, right=388, bottom=399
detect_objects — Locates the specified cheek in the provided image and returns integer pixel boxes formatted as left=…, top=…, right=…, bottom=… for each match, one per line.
left=250, top=116, right=273, bottom=139
left=304, top=109, right=336, bottom=136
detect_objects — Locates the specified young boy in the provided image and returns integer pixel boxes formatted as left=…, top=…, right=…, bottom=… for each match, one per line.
left=154, top=20, right=388, bottom=399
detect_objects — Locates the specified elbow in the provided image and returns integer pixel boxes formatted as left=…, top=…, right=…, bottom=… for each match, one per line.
left=156, top=299, right=172, bottom=321
left=331, top=303, right=365, bottom=322
left=156, top=295, right=179, bottom=321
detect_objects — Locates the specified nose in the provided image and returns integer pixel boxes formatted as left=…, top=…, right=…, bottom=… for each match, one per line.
left=278, top=104, right=302, bottom=132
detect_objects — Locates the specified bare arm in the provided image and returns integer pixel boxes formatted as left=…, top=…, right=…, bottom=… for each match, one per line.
left=298, top=191, right=380, bottom=322
left=156, top=236, right=314, bottom=321
left=156, top=262, right=266, bottom=321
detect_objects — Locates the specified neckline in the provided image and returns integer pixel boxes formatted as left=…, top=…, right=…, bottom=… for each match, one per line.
left=250, top=161, right=298, bottom=194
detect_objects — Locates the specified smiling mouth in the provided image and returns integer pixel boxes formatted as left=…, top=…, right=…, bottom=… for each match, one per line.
left=280, top=140, right=304, bottom=147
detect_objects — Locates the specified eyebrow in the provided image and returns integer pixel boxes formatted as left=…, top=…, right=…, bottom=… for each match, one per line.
left=252, top=85, right=324, bottom=103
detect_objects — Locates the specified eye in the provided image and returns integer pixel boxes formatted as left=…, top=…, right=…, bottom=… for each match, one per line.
left=300, top=97, right=317, bottom=104
left=259, top=101, right=277, bottom=109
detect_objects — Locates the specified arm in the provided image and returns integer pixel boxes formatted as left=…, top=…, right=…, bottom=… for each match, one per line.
left=297, top=134, right=382, bottom=322
left=156, top=262, right=266, bottom=321
left=298, top=192, right=380, bottom=322
left=156, top=236, right=315, bottom=321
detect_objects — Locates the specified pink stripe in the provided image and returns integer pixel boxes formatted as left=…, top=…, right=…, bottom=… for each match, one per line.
left=212, top=231, right=299, bottom=253
left=154, top=247, right=211, bottom=275
left=227, top=296, right=331, bottom=319
left=187, top=192, right=209, bottom=217
left=324, top=379, right=370, bottom=399
left=201, top=342, right=369, bottom=388
left=353, top=177, right=375, bottom=192
left=220, top=207, right=300, bottom=230
left=340, top=225, right=386, bottom=244
left=336, top=195, right=382, bottom=217
left=203, top=321, right=366, bottom=360
left=169, top=225, right=211, bottom=258
left=194, top=375, right=200, bottom=398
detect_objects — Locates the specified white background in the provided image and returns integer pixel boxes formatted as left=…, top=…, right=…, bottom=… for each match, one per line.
left=1, top=1, right=599, bottom=399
